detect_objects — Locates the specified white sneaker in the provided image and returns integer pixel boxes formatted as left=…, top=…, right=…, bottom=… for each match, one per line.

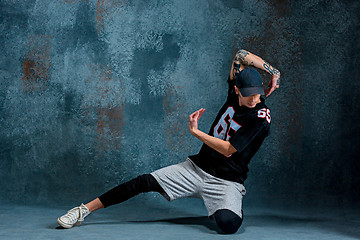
left=57, top=203, right=90, bottom=229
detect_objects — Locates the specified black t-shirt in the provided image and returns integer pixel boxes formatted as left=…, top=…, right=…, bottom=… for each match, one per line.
left=188, top=78, right=271, bottom=184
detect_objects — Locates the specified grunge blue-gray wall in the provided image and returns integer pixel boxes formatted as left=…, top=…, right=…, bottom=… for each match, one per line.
left=1, top=0, right=359, bottom=206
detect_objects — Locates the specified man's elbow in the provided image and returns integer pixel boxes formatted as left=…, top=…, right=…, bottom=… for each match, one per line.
left=222, top=144, right=237, bottom=157
left=236, top=49, right=249, bottom=57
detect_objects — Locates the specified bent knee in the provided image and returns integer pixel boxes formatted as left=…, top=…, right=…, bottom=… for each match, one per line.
left=214, top=209, right=243, bottom=234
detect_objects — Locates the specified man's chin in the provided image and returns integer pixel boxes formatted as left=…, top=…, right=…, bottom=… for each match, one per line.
left=247, top=103, right=257, bottom=108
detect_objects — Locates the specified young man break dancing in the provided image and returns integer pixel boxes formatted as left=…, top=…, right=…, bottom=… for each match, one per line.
left=57, top=49, right=280, bottom=234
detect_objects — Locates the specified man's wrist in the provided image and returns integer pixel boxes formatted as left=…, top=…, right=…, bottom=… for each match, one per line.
left=263, top=61, right=280, bottom=76
left=190, top=128, right=201, bottom=136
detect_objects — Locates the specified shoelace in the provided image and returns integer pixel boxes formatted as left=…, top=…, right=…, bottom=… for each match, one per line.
left=64, top=207, right=81, bottom=223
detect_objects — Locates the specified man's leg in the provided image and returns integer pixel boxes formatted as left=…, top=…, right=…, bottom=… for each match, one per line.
left=212, top=209, right=243, bottom=234
left=198, top=164, right=246, bottom=234
left=84, top=174, right=165, bottom=211
left=97, top=174, right=165, bottom=208
left=85, top=198, right=104, bottom=212
left=57, top=174, right=165, bottom=228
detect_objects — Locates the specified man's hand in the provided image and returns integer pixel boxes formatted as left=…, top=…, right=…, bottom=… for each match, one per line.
left=189, top=108, right=206, bottom=135
left=265, top=73, right=280, bottom=97
left=188, top=108, right=237, bottom=156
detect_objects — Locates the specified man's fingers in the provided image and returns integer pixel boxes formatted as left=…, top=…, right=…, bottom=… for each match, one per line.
left=198, top=108, right=205, bottom=119
left=266, top=85, right=279, bottom=97
left=265, top=87, right=275, bottom=97
left=189, top=108, right=205, bottom=121
left=189, top=110, right=199, bottom=121
left=265, top=75, right=281, bottom=97
left=189, top=112, right=197, bottom=121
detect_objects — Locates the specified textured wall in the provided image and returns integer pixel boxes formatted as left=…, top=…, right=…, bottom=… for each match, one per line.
left=1, top=0, right=359, bottom=206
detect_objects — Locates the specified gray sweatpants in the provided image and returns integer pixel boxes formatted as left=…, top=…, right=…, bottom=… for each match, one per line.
left=151, top=158, right=246, bottom=218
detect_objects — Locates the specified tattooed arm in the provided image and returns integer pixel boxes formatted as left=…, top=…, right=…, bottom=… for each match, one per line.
left=229, top=49, right=280, bottom=97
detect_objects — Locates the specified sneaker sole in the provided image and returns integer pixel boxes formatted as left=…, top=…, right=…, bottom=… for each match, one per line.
left=57, top=218, right=76, bottom=229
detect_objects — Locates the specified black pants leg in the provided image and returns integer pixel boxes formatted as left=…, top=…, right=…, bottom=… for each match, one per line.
left=98, top=174, right=165, bottom=208
left=98, top=174, right=242, bottom=234
left=213, top=209, right=243, bottom=234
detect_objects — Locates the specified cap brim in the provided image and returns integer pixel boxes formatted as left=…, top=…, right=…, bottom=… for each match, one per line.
left=239, top=87, right=265, bottom=97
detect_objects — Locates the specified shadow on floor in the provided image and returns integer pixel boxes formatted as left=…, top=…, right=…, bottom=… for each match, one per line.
left=245, top=214, right=326, bottom=225
left=53, top=205, right=360, bottom=239
left=130, top=216, right=222, bottom=234
left=55, top=216, right=236, bottom=234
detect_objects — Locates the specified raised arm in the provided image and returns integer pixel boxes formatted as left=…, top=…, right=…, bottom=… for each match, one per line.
left=189, top=109, right=237, bottom=157
left=229, top=49, right=280, bottom=97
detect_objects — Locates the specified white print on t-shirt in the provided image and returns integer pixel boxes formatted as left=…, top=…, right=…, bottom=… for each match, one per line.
left=257, top=108, right=271, bottom=123
left=213, top=107, right=242, bottom=141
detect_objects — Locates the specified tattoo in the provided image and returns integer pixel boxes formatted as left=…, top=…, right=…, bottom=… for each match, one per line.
left=235, top=49, right=250, bottom=65
left=231, top=49, right=250, bottom=79
left=263, top=61, right=280, bottom=76
left=232, top=61, right=240, bottom=79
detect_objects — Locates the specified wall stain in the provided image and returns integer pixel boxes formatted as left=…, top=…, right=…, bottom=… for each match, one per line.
left=243, top=1, right=304, bottom=170
left=129, top=34, right=180, bottom=122
left=21, top=34, right=52, bottom=92
left=87, top=64, right=125, bottom=152
left=96, top=0, right=126, bottom=33
left=95, top=104, right=125, bottom=151
left=163, top=83, right=187, bottom=154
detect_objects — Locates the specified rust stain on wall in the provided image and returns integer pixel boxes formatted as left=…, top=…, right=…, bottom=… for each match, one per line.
left=163, top=83, right=187, bottom=153
left=243, top=1, right=304, bottom=167
left=83, top=64, right=125, bottom=152
left=95, top=104, right=125, bottom=151
left=96, top=0, right=126, bottom=33
left=22, top=34, right=52, bottom=92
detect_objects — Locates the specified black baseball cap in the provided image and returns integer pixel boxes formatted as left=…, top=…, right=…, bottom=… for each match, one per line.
left=235, top=68, right=265, bottom=97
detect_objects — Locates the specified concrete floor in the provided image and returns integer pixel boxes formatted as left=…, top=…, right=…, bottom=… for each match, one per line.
left=1, top=197, right=359, bottom=240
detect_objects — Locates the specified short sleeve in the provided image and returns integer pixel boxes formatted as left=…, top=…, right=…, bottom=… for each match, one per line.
left=229, top=118, right=269, bottom=153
